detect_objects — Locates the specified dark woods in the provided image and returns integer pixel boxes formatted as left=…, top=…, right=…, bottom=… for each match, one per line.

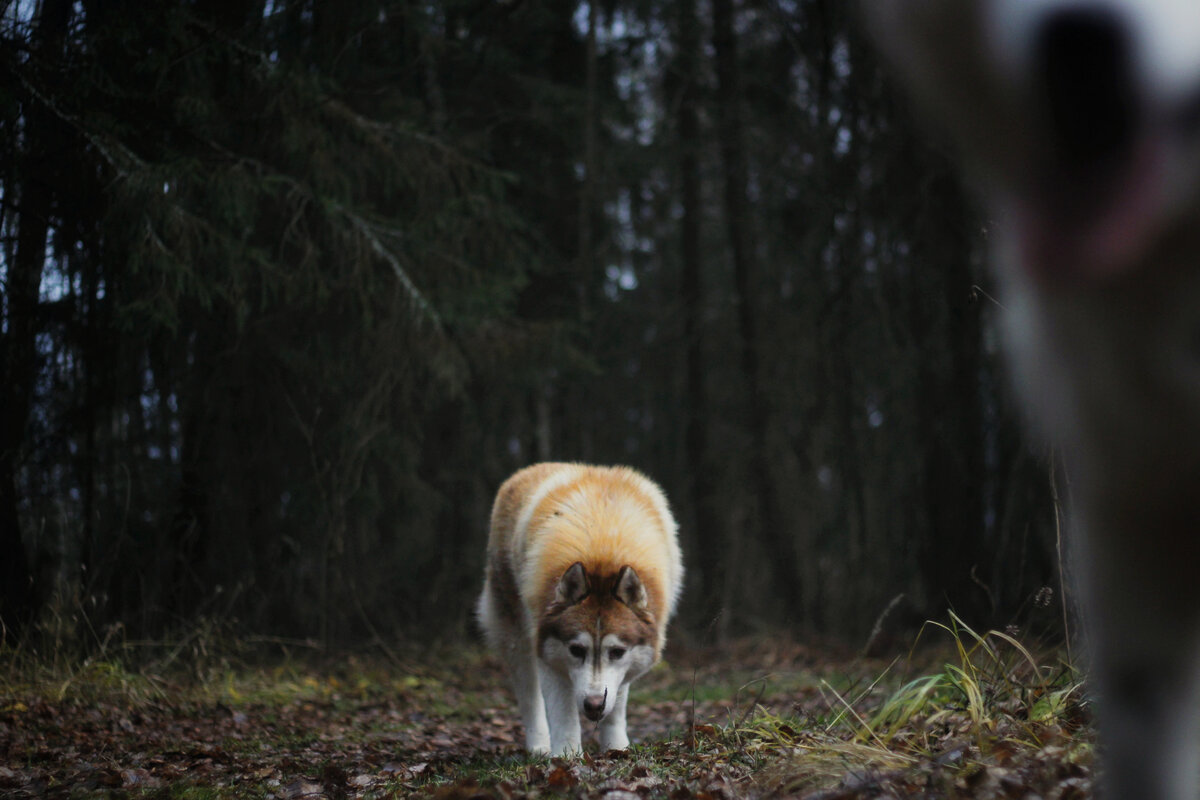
left=0, top=0, right=1057, bottom=648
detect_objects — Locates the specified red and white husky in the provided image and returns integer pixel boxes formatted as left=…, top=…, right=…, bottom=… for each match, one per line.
left=875, top=1, right=1200, bottom=798
left=477, top=463, right=683, bottom=755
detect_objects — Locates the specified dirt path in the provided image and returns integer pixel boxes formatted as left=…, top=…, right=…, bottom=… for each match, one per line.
left=0, top=639, right=1094, bottom=798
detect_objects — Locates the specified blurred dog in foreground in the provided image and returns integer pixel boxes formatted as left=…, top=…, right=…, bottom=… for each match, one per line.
left=476, top=463, right=683, bottom=755
left=874, top=1, right=1200, bottom=797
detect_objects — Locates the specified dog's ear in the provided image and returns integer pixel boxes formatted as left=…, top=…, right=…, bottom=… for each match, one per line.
left=613, top=565, right=647, bottom=611
left=555, top=562, right=590, bottom=605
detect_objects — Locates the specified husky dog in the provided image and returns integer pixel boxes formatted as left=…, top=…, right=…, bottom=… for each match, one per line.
left=476, top=463, right=683, bottom=756
left=874, top=1, right=1200, bottom=797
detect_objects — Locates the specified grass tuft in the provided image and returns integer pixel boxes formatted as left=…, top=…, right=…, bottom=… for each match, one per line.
left=756, top=611, right=1090, bottom=796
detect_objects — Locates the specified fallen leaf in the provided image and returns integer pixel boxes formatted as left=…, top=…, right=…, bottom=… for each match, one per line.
left=1055, top=777, right=1090, bottom=800
left=97, top=769, right=123, bottom=787
left=430, top=779, right=494, bottom=800
left=547, top=765, right=577, bottom=789
left=122, top=768, right=150, bottom=787
left=283, top=779, right=323, bottom=798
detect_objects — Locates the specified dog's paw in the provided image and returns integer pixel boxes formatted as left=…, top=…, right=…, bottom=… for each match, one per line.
left=548, top=738, right=584, bottom=757
left=598, top=730, right=630, bottom=751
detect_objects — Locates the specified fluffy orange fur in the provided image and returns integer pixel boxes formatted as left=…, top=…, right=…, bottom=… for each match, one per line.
left=485, top=463, right=681, bottom=654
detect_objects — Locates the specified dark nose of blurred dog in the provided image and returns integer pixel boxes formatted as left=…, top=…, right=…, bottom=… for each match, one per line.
left=1035, top=7, right=1138, bottom=176
left=583, top=694, right=606, bottom=722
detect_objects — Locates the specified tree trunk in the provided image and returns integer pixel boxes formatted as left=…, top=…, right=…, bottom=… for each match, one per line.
left=580, top=0, right=598, bottom=310
left=711, top=0, right=801, bottom=624
left=911, top=163, right=990, bottom=625
left=0, top=0, right=72, bottom=635
left=566, top=0, right=601, bottom=463
left=676, top=0, right=723, bottom=635
left=167, top=319, right=221, bottom=624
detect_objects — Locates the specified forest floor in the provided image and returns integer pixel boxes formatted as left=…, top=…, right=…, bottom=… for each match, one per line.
left=1, top=620, right=1091, bottom=799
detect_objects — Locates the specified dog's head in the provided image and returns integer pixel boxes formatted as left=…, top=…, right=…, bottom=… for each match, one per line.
left=872, top=0, right=1200, bottom=286
left=537, top=562, right=657, bottom=723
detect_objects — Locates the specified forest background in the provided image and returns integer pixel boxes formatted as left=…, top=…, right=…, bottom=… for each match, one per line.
left=0, top=0, right=1061, bottom=652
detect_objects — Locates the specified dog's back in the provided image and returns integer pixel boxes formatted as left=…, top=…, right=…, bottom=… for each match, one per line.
left=874, top=2, right=1200, bottom=797
left=482, top=462, right=682, bottom=646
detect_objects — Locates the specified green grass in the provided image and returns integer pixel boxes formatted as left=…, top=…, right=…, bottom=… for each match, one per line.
left=744, top=613, right=1091, bottom=796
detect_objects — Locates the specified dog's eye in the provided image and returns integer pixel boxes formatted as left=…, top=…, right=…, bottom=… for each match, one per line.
left=608, top=647, right=626, bottom=661
left=569, top=644, right=587, bottom=660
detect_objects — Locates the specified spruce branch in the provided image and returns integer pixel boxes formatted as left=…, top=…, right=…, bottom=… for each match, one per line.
left=15, top=71, right=143, bottom=178
left=334, top=201, right=444, bottom=332
left=189, top=135, right=446, bottom=331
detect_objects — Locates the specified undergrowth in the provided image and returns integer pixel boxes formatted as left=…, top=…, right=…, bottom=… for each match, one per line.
left=0, top=612, right=1093, bottom=799
left=742, top=612, right=1091, bottom=797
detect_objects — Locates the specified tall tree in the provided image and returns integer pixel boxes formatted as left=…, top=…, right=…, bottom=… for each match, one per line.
left=674, top=0, right=722, bottom=632
left=711, top=0, right=802, bottom=621
left=910, top=160, right=990, bottom=621
left=0, top=0, right=73, bottom=633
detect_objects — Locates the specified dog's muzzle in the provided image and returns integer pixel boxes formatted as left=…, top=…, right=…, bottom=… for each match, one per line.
left=583, top=689, right=607, bottom=722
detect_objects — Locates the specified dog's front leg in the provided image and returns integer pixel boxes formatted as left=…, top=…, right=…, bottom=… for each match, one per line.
left=597, top=683, right=630, bottom=751
left=1093, top=624, right=1200, bottom=800
left=538, top=662, right=582, bottom=756
left=1083, top=510, right=1200, bottom=800
left=504, top=642, right=550, bottom=754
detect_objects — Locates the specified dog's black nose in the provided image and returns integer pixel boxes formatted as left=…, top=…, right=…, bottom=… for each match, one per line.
left=1035, top=7, right=1138, bottom=174
left=583, top=694, right=606, bottom=721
